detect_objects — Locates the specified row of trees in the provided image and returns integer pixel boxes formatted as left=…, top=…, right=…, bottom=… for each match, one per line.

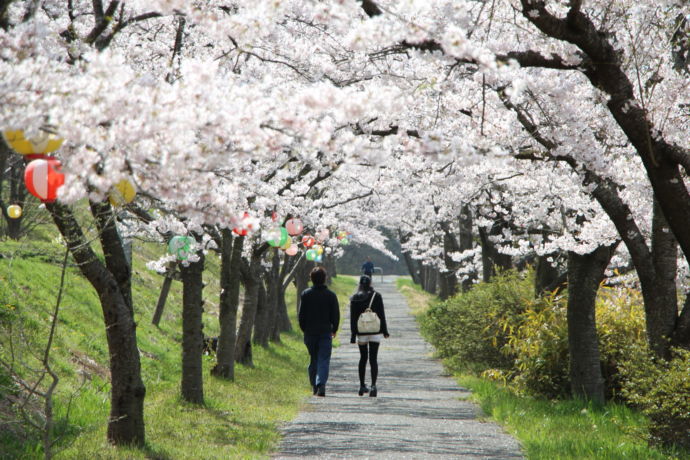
left=1, top=0, right=688, bottom=451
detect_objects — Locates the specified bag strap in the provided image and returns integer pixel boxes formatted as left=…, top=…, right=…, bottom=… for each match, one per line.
left=367, top=291, right=377, bottom=310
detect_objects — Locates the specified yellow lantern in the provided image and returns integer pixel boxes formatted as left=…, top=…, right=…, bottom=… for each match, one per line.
left=280, top=237, right=292, bottom=251
left=315, top=245, right=324, bottom=255
left=108, top=179, right=137, bottom=206
left=2, top=130, right=64, bottom=155
left=7, top=204, right=22, bottom=219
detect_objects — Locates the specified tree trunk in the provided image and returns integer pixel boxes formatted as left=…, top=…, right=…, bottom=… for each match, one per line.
left=402, top=250, right=421, bottom=284
left=478, top=223, right=512, bottom=283
left=294, top=257, right=312, bottom=315
left=534, top=253, right=561, bottom=296
left=212, top=232, right=243, bottom=379
left=253, top=281, right=270, bottom=347
left=439, top=223, right=460, bottom=300
left=276, top=287, right=291, bottom=333
left=46, top=202, right=145, bottom=446
left=0, top=141, right=25, bottom=240
left=236, top=249, right=261, bottom=366
left=325, top=253, right=337, bottom=279
left=151, top=274, right=174, bottom=326
left=180, top=251, right=205, bottom=405
left=458, top=205, right=475, bottom=292
left=567, top=244, right=616, bottom=404
left=420, top=266, right=437, bottom=294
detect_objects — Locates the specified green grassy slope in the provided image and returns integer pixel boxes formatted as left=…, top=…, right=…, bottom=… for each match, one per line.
left=0, top=222, right=357, bottom=459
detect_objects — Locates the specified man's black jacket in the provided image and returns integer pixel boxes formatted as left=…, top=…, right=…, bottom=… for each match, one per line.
left=298, top=284, right=340, bottom=335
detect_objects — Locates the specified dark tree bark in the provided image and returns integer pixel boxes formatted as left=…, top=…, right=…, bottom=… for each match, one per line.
left=294, top=257, right=313, bottom=315
left=236, top=248, right=262, bottom=366
left=46, top=201, right=145, bottom=446
left=276, top=252, right=296, bottom=333
left=458, top=205, right=475, bottom=292
left=478, top=223, right=512, bottom=283
left=535, top=253, right=561, bottom=296
left=152, top=270, right=175, bottom=326
left=420, top=265, right=438, bottom=294
left=0, top=143, right=27, bottom=240
left=325, top=253, right=337, bottom=279
left=439, top=222, right=460, bottom=300
left=647, top=201, right=679, bottom=357
left=567, top=243, right=617, bottom=403
left=212, top=232, right=243, bottom=379
left=179, top=250, right=205, bottom=404
left=399, top=231, right=421, bottom=284
left=253, top=279, right=271, bottom=347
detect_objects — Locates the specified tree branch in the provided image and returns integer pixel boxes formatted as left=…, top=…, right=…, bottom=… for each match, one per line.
left=358, top=0, right=382, bottom=17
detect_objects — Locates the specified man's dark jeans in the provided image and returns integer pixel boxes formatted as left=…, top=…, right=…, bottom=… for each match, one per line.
left=304, top=332, right=333, bottom=387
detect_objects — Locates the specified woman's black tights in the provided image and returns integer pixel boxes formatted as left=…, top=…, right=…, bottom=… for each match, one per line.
left=358, top=342, right=380, bottom=386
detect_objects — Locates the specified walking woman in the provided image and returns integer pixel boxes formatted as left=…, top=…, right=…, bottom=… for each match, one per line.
left=350, top=275, right=389, bottom=397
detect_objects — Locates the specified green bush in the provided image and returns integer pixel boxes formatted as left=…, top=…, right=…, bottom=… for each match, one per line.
left=595, top=286, right=647, bottom=399
left=497, top=291, right=570, bottom=398
left=420, top=269, right=533, bottom=373
left=620, top=347, right=690, bottom=449
left=422, top=270, right=650, bottom=401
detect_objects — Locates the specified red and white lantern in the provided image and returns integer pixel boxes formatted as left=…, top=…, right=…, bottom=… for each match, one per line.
left=285, top=218, right=304, bottom=236
left=233, top=212, right=258, bottom=236
left=24, top=158, right=64, bottom=203
left=302, top=235, right=315, bottom=248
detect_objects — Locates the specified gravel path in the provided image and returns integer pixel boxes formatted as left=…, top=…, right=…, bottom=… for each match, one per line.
left=275, top=276, right=523, bottom=459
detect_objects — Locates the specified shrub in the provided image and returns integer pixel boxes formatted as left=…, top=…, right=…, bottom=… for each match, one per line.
left=420, top=269, right=533, bottom=373
left=595, top=286, right=647, bottom=399
left=620, top=347, right=690, bottom=449
left=497, top=291, right=570, bottom=398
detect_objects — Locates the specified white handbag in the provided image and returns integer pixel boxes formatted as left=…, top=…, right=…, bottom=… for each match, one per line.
left=357, top=292, right=381, bottom=334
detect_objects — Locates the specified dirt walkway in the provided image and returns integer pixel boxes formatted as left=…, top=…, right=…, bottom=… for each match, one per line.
left=275, top=276, right=523, bottom=459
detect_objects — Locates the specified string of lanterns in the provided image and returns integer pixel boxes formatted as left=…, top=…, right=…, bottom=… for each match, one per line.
left=2, top=130, right=353, bottom=264
left=2, top=129, right=137, bottom=218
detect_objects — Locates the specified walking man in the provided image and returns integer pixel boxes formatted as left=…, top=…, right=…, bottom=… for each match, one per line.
left=361, top=257, right=375, bottom=277
left=298, top=266, right=340, bottom=397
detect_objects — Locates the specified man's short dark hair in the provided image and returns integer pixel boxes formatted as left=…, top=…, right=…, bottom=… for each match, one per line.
left=310, top=266, right=327, bottom=285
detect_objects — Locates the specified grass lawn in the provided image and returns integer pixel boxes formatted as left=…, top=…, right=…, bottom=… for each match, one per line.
left=0, top=221, right=358, bottom=459
left=396, top=278, right=687, bottom=460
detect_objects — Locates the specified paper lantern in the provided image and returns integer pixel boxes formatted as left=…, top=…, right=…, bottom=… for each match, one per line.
left=340, top=237, right=350, bottom=246
left=337, top=230, right=347, bottom=240
left=305, top=249, right=317, bottom=261
left=302, top=235, right=315, bottom=248
left=285, top=245, right=298, bottom=256
left=24, top=158, right=64, bottom=203
left=168, top=236, right=195, bottom=261
left=265, top=226, right=289, bottom=247
left=2, top=130, right=63, bottom=157
left=108, top=179, right=136, bottom=207
left=285, top=218, right=304, bottom=236
left=316, top=228, right=329, bottom=242
left=315, top=254, right=323, bottom=263
left=233, top=212, right=258, bottom=236
left=314, top=245, right=324, bottom=255
left=7, top=204, right=22, bottom=219
left=280, top=237, right=292, bottom=251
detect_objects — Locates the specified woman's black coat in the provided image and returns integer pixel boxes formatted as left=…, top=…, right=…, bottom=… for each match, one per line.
left=350, top=289, right=388, bottom=343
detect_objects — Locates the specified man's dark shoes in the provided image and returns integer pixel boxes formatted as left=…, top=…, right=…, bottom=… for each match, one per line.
left=316, top=385, right=326, bottom=397
left=369, top=385, right=377, bottom=397
left=358, top=384, right=369, bottom=396
left=312, top=385, right=318, bottom=395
